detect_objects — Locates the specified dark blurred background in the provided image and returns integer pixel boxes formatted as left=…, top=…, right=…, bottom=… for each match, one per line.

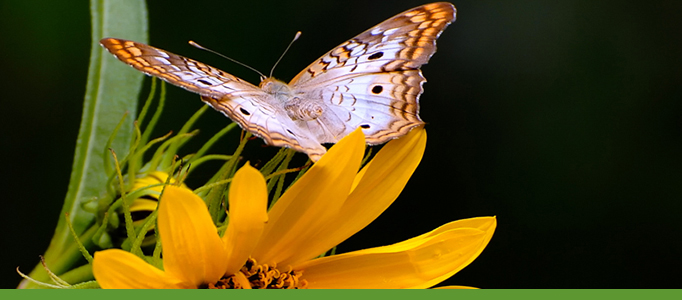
left=2, top=0, right=681, bottom=288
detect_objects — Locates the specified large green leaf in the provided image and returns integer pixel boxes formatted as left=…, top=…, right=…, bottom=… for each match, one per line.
left=20, top=0, right=148, bottom=288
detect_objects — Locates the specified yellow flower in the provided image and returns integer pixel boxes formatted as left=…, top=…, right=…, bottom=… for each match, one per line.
left=127, top=171, right=181, bottom=225
left=93, top=128, right=496, bottom=289
left=109, top=171, right=187, bottom=248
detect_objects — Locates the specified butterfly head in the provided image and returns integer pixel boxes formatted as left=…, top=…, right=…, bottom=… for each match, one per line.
left=259, top=77, right=291, bottom=97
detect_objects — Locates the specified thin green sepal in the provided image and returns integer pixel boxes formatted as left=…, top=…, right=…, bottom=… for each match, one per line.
left=205, top=132, right=251, bottom=223
left=109, top=149, right=139, bottom=257
left=185, top=154, right=233, bottom=171
left=139, top=81, right=166, bottom=149
left=187, top=123, right=238, bottom=167
left=64, top=213, right=94, bottom=264
left=159, top=105, right=209, bottom=168
left=260, top=148, right=290, bottom=178
left=147, top=131, right=199, bottom=171
left=135, top=78, right=157, bottom=140
left=102, top=112, right=129, bottom=176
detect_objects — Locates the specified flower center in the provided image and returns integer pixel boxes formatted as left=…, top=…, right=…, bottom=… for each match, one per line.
left=207, top=258, right=308, bottom=289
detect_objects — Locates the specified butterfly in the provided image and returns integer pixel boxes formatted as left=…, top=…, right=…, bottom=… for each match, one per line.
left=100, top=2, right=456, bottom=162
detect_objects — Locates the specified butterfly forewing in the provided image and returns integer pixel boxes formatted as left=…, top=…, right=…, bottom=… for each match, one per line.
left=291, top=2, right=456, bottom=84
left=99, top=38, right=262, bottom=99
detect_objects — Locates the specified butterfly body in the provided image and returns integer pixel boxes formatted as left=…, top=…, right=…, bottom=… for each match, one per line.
left=101, top=2, right=456, bottom=161
left=253, top=78, right=320, bottom=121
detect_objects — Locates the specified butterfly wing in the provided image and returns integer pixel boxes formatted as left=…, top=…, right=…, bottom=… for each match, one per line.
left=289, top=2, right=456, bottom=144
left=200, top=94, right=328, bottom=161
left=100, top=38, right=261, bottom=99
left=100, top=38, right=327, bottom=160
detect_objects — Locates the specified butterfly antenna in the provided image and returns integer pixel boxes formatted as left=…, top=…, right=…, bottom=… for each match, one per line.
left=269, top=31, right=302, bottom=78
left=188, top=40, right=266, bottom=80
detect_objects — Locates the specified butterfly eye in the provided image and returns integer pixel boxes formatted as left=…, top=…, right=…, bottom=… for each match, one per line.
left=371, top=85, right=383, bottom=94
left=368, top=52, right=384, bottom=60
left=239, top=107, right=251, bottom=116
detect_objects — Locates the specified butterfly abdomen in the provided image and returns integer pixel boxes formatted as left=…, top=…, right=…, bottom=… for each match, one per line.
left=284, top=97, right=324, bottom=121
left=259, top=77, right=325, bottom=121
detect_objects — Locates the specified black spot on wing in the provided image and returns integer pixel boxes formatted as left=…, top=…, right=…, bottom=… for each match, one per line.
left=368, top=52, right=384, bottom=60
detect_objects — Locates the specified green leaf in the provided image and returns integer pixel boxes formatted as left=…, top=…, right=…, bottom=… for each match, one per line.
left=20, top=0, right=148, bottom=288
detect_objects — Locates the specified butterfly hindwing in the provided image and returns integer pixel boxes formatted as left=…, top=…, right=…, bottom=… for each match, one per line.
left=316, top=70, right=426, bottom=144
left=200, top=94, right=328, bottom=161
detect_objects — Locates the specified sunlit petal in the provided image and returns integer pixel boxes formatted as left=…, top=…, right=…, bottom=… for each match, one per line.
left=252, top=128, right=365, bottom=265
left=350, top=127, right=425, bottom=193
left=286, top=128, right=427, bottom=264
left=93, top=250, right=188, bottom=289
left=396, top=217, right=497, bottom=246
left=223, top=163, right=269, bottom=275
left=411, top=218, right=496, bottom=288
left=158, top=186, right=228, bottom=287
left=295, top=217, right=496, bottom=289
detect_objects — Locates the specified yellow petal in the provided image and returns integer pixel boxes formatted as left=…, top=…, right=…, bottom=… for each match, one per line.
left=93, top=249, right=188, bottom=289
left=252, top=128, right=365, bottom=265
left=158, top=186, right=228, bottom=287
left=435, top=285, right=478, bottom=289
left=130, top=199, right=159, bottom=230
left=130, top=172, right=165, bottom=193
left=409, top=218, right=496, bottom=288
left=295, top=217, right=496, bottom=289
left=129, top=199, right=158, bottom=212
left=223, top=163, right=269, bottom=275
left=131, top=171, right=184, bottom=195
left=287, top=128, right=427, bottom=263
left=350, top=127, right=425, bottom=193
left=355, top=127, right=425, bottom=191
left=396, top=217, right=496, bottom=246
